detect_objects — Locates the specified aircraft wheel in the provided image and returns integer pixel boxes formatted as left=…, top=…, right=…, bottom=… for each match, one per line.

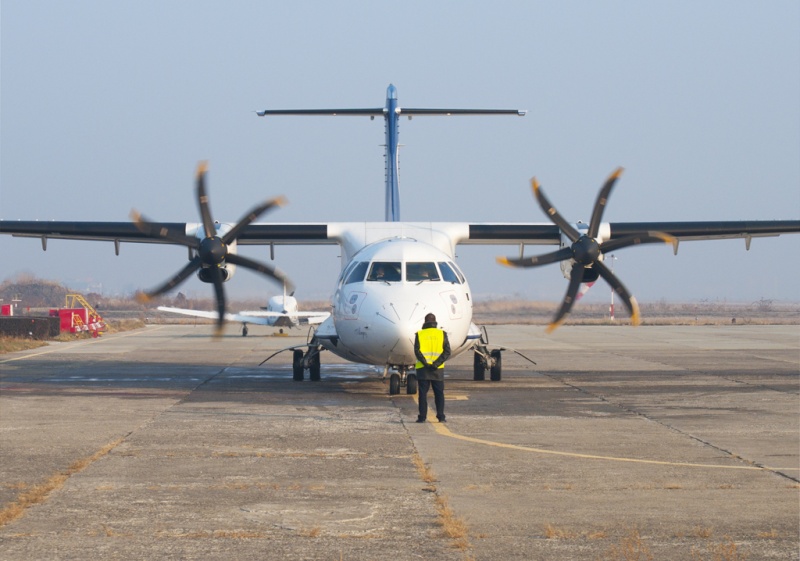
left=406, top=373, right=418, bottom=395
left=242, top=325, right=249, bottom=337
left=389, top=373, right=400, bottom=395
left=292, top=349, right=304, bottom=381
left=473, top=352, right=486, bottom=381
left=309, top=352, right=321, bottom=381
left=490, top=350, right=502, bottom=381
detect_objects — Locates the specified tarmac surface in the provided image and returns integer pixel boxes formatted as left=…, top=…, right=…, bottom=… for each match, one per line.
left=0, top=323, right=798, bottom=560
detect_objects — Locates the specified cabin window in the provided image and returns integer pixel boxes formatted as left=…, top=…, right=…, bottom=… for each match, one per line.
left=367, top=262, right=401, bottom=282
left=406, top=262, right=440, bottom=282
left=344, top=261, right=369, bottom=284
left=438, top=262, right=461, bottom=284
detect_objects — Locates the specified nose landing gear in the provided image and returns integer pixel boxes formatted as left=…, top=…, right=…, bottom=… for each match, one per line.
left=388, top=366, right=417, bottom=395
left=292, top=345, right=322, bottom=381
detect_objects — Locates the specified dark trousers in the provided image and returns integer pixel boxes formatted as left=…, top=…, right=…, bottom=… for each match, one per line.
left=418, top=378, right=445, bottom=420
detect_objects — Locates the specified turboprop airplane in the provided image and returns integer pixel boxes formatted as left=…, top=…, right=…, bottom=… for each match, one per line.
left=1, top=85, right=798, bottom=395
left=158, top=289, right=330, bottom=336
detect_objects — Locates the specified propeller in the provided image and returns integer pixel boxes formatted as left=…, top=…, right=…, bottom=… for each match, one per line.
left=132, top=161, right=294, bottom=335
left=498, top=168, right=677, bottom=332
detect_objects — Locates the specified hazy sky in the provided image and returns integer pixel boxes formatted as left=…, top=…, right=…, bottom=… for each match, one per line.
left=2, top=1, right=798, bottom=305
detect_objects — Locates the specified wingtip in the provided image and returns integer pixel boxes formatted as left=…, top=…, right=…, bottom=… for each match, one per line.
left=611, top=166, right=625, bottom=179
left=496, top=256, right=513, bottom=267
left=196, top=160, right=209, bottom=177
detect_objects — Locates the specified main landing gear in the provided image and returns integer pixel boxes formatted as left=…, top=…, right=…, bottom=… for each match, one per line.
left=292, top=345, right=322, bottom=381
left=473, top=326, right=502, bottom=381
left=387, top=366, right=417, bottom=396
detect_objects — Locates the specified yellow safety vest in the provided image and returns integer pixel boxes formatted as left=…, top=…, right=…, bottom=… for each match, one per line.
left=415, top=328, right=445, bottom=369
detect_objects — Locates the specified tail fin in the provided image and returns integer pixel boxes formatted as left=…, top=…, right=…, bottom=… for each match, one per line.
left=257, top=84, right=526, bottom=222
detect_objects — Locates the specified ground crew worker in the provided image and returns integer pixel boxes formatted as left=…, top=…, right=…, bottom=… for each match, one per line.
left=414, top=313, right=451, bottom=423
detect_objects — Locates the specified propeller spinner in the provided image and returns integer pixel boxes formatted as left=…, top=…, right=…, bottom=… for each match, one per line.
left=132, top=162, right=293, bottom=335
left=498, top=168, right=676, bottom=332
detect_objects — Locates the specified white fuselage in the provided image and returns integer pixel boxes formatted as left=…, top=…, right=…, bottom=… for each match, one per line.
left=314, top=233, right=478, bottom=367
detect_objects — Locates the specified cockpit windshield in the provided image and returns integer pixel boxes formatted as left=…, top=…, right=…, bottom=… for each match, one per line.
left=406, top=262, right=440, bottom=282
left=438, top=262, right=461, bottom=284
left=367, top=262, right=401, bottom=282
left=344, top=261, right=369, bottom=285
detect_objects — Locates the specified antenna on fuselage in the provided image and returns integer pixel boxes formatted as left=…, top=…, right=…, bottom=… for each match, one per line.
left=256, top=84, right=526, bottom=222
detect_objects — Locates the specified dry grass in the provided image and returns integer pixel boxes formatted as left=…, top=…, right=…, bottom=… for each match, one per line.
left=757, top=529, right=779, bottom=539
left=298, top=526, right=322, bottom=538
left=434, top=494, right=471, bottom=550
left=472, top=299, right=800, bottom=326
left=691, top=537, right=748, bottom=561
left=0, top=437, right=125, bottom=527
left=0, top=336, right=48, bottom=354
left=411, top=451, right=472, bottom=553
left=601, top=528, right=654, bottom=561
left=544, top=523, right=577, bottom=540
left=692, top=526, right=715, bottom=539
left=412, top=451, right=437, bottom=485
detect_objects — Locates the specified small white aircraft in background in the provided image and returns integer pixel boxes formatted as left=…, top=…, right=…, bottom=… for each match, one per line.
left=158, top=290, right=329, bottom=336
left=1, top=85, right=798, bottom=395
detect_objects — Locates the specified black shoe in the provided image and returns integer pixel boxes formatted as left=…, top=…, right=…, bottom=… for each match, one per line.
left=438, top=417, right=446, bottom=423
left=415, top=417, right=425, bottom=423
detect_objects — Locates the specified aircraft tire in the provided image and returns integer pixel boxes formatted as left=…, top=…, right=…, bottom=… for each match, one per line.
left=406, top=373, right=417, bottom=395
left=292, top=349, right=304, bottom=381
left=309, top=352, right=321, bottom=381
left=490, top=350, right=502, bottom=381
left=389, top=373, right=400, bottom=395
left=242, top=325, right=248, bottom=337
left=473, top=352, right=486, bottom=381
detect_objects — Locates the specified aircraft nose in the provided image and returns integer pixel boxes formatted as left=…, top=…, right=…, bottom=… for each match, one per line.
left=368, top=303, right=428, bottom=363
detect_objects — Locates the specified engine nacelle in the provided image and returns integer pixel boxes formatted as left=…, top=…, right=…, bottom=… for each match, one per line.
left=197, top=266, right=233, bottom=283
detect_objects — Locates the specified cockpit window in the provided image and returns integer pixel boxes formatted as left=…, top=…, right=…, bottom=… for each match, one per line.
left=451, top=261, right=466, bottom=283
left=367, top=262, right=401, bottom=282
left=438, top=262, right=461, bottom=284
left=344, top=261, right=369, bottom=284
left=406, top=262, right=440, bottom=282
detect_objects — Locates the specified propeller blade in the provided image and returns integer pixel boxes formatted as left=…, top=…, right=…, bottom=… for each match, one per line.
left=587, top=167, right=623, bottom=239
left=546, top=264, right=586, bottom=333
left=209, top=266, right=226, bottom=337
left=136, top=256, right=202, bottom=302
left=599, top=231, right=677, bottom=254
left=222, top=196, right=288, bottom=245
left=496, top=246, right=574, bottom=268
left=195, top=161, right=216, bottom=239
left=531, top=178, right=581, bottom=243
left=130, top=210, right=199, bottom=248
left=225, top=253, right=296, bottom=293
left=593, top=259, right=641, bottom=326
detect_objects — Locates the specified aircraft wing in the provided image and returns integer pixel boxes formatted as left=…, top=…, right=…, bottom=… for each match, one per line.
left=462, top=221, right=800, bottom=247
left=1, top=220, right=798, bottom=250
left=157, top=306, right=278, bottom=326
left=0, top=221, right=334, bottom=250
left=239, top=310, right=331, bottom=325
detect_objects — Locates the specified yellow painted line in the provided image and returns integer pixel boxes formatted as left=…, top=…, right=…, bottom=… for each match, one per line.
left=0, top=327, right=162, bottom=364
left=429, top=422, right=798, bottom=472
left=412, top=393, right=797, bottom=473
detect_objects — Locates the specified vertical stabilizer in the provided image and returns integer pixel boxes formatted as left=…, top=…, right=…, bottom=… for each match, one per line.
left=257, top=86, right=526, bottom=223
